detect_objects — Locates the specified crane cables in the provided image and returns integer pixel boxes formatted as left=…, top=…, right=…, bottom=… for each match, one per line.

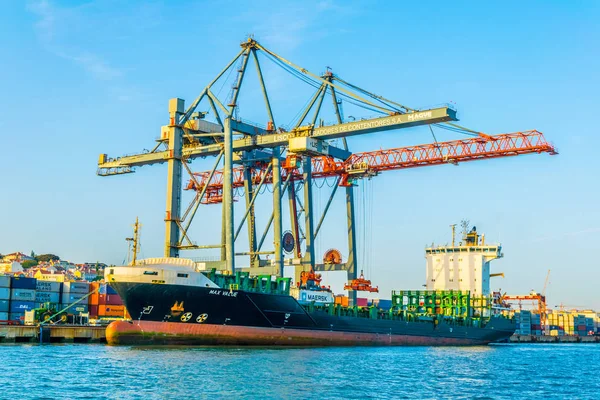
left=259, top=46, right=491, bottom=144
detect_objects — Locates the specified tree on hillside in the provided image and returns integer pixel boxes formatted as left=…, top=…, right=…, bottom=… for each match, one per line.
left=30, top=250, right=36, bottom=258
left=22, top=260, right=38, bottom=269
left=35, top=254, right=60, bottom=262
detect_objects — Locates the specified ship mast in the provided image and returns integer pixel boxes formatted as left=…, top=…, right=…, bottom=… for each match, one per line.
left=126, top=217, right=141, bottom=266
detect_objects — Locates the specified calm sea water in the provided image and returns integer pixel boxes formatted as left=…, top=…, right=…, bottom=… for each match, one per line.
left=0, top=343, right=598, bottom=399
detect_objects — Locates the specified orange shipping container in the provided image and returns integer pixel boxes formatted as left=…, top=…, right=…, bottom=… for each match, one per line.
left=335, top=295, right=349, bottom=307
left=99, top=305, right=126, bottom=317
left=88, top=282, right=101, bottom=305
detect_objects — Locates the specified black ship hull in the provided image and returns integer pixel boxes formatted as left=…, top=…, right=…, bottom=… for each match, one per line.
left=107, top=282, right=515, bottom=346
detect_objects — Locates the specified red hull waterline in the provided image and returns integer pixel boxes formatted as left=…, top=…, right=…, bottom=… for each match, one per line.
left=106, top=321, right=491, bottom=346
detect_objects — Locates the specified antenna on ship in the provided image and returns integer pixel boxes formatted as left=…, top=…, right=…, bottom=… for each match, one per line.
left=450, top=224, right=457, bottom=246
left=125, top=217, right=141, bottom=266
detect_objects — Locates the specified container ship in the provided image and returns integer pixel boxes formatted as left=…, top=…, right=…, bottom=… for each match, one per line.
left=105, top=228, right=516, bottom=346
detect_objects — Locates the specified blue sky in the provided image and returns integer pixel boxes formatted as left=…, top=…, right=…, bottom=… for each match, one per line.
left=1, top=1, right=599, bottom=308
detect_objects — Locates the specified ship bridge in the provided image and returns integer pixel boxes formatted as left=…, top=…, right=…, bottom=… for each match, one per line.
left=425, top=225, right=502, bottom=296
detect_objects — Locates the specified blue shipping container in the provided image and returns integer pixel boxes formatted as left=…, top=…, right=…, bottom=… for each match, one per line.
left=63, top=282, right=90, bottom=294
left=0, top=312, right=8, bottom=321
left=35, top=291, right=60, bottom=303
left=9, top=301, right=36, bottom=313
left=10, top=289, right=36, bottom=301
left=36, top=281, right=62, bottom=293
left=62, top=293, right=87, bottom=304
left=378, top=299, right=393, bottom=310
left=9, top=313, right=24, bottom=323
left=0, top=288, right=9, bottom=300
left=0, top=300, right=9, bottom=312
left=10, top=277, right=36, bottom=290
left=0, top=275, right=11, bottom=288
left=99, top=284, right=117, bottom=295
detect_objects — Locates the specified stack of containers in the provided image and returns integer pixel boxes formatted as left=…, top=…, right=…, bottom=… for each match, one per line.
left=9, top=277, right=37, bottom=323
left=356, top=298, right=368, bottom=307
left=575, top=314, right=587, bottom=336
left=531, top=313, right=542, bottom=336
left=88, top=282, right=127, bottom=318
left=0, top=275, right=10, bottom=322
left=585, top=317, right=595, bottom=334
left=62, top=282, right=89, bottom=315
left=519, top=311, right=532, bottom=336
left=35, top=281, right=62, bottom=309
left=564, top=313, right=575, bottom=335
left=547, top=312, right=563, bottom=336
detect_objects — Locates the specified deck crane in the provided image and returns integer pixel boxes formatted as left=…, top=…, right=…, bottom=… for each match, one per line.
left=96, top=38, right=556, bottom=305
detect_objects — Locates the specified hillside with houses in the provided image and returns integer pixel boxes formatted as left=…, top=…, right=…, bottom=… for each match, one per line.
left=0, top=251, right=107, bottom=282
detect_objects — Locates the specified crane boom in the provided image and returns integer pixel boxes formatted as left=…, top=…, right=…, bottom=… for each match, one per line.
left=97, top=107, right=456, bottom=176
left=187, top=130, right=556, bottom=202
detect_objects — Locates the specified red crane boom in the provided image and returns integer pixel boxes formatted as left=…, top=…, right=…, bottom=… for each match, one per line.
left=186, top=130, right=556, bottom=203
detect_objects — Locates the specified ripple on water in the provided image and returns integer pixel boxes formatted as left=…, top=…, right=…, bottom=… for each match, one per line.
left=0, top=344, right=599, bottom=399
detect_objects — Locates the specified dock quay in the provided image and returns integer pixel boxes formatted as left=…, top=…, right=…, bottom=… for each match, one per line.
left=509, top=334, right=599, bottom=344
left=0, top=325, right=106, bottom=343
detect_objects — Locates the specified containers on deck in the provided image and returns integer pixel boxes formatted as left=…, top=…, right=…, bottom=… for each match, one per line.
left=334, top=295, right=349, bottom=307
left=356, top=298, right=368, bottom=307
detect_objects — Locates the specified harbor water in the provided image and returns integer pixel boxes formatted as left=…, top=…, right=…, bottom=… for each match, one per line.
left=0, top=344, right=599, bottom=399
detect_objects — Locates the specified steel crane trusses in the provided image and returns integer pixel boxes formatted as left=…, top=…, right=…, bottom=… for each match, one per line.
left=96, top=38, right=459, bottom=177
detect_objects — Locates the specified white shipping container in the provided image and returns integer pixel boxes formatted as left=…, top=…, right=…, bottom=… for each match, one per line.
left=0, top=288, right=10, bottom=300
left=63, top=282, right=89, bottom=294
left=10, top=289, right=36, bottom=301
left=0, top=276, right=10, bottom=288
left=36, top=281, right=61, bottom=293
left=35, top=291, right=60, bottom=303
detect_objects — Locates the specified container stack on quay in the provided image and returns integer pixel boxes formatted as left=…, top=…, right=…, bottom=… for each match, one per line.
left=0, top=275, right=11, bottom=321
left=8, top=277, right=37, bottom=323
left=35, top=280, right=61, bottom=308
left=89, top=282, right=130, bottom=319
left=62, top=282, right=90, bottom=315
left=516, top=310, right=600, bottom=337
left=0, top=275, right=130, bottom=325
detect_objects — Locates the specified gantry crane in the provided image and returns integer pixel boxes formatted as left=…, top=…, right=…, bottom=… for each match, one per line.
left=187, top=130, right=555, bottom=203
left=97, top=38, right=556, bottom=304
left=502, top=270, right=551, bottom=332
